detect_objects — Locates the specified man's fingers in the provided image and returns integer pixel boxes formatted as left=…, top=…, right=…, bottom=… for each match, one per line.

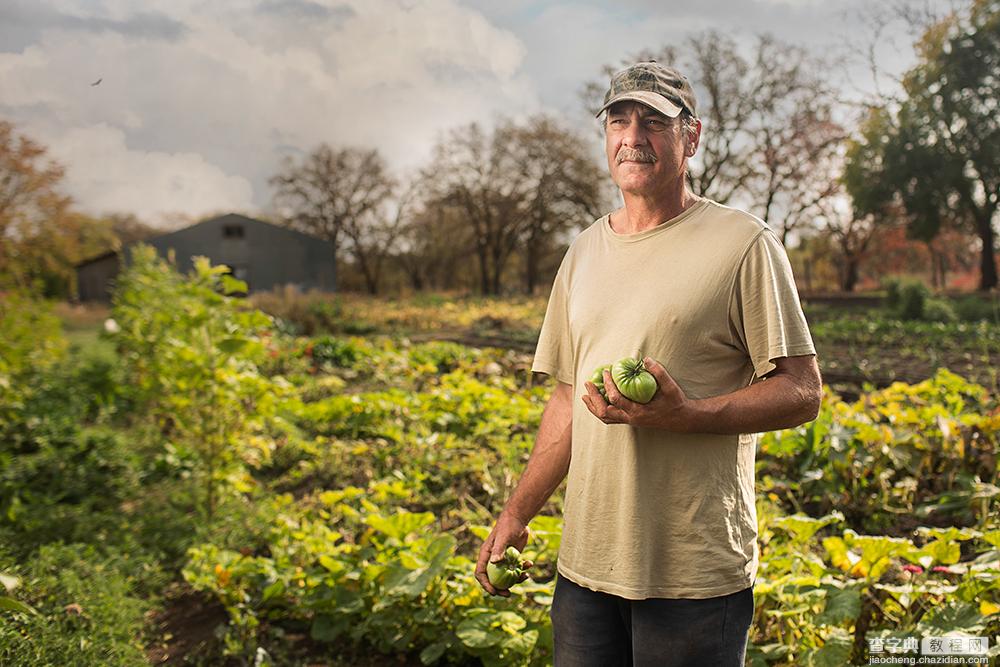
left=583, top=390, right=624, bottom=424
left=602, top=369, right=620, bottom=401
left=476, top=535, right=499, bottom=595
left=605, top=407, right=627, bottom=423
left=583, top=393, right=611, bottom=423
left=581, top=389, right=605, bottom=420
left=475, top=569, right=498, bottom=596
left=477, top=536, right=494, bottom=563
left=603, top=370, right=634, bottom=410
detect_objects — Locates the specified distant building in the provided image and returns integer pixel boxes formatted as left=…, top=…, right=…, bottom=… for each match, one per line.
left=75, top=213, right=336, bottom=302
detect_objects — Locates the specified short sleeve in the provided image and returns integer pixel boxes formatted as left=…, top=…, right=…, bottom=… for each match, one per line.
left=730, top=229, right=816, bottom=379
left=531, top=257, right=575, bottom=386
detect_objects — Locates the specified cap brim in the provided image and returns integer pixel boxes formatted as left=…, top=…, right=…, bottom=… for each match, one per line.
left=596, top=91, right=683, bottom=119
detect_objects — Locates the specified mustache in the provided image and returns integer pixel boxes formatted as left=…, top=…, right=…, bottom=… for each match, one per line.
left=616, top=147, right=657, bottom=164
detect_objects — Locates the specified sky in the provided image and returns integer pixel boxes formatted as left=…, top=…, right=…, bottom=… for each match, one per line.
left=0, top=0, right=952, bottom=227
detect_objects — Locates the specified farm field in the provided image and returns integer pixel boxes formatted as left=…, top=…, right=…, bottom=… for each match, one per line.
left=1, top=254, right=998, bottom=666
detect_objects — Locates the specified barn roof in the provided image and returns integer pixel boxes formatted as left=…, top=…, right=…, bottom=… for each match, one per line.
left=74, top=212, right=328, bottom=268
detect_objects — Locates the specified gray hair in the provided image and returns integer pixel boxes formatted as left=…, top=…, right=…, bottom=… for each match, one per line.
left=678, top=112, right=699, bottom=143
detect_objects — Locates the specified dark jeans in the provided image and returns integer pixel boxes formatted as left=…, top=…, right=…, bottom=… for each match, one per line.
left=550, top=575, right=754, bottom=667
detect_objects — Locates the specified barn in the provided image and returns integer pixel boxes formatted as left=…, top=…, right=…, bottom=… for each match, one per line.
left=75, top=213, right=336, bottom=302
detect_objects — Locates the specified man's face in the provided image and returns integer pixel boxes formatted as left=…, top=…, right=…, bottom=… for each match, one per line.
left=604, top=101, right=698, bottom=196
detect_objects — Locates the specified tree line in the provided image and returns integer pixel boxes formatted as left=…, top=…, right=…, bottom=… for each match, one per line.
left=1, top=0, right=996, bottom=298
left=259, top=0, right=1000, bottom=294
left=270, top=115, right=607, bottom=296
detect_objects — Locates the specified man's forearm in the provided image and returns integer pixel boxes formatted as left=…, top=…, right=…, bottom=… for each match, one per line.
left=502, top=382, right=573, bottom=524
left=683, top=363, right=822, bottom=435
left=683, top=356, right=823, bottom=434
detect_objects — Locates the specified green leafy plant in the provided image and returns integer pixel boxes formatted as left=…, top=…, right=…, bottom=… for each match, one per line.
left=112, top=245, right=287, bottom=520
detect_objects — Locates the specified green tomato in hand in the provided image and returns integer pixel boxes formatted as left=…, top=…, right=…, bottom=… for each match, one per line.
left=611, top=357, right=658, bottom=403
left=486, top=546, right=527, bottom=590
left=589, top=364, right=612, bottom=401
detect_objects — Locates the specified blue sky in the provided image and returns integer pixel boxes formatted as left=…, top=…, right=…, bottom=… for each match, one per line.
left=0, top=0, right=949, bottom=224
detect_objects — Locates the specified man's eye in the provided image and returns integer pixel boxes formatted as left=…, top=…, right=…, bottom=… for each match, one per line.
left=646, top=119, right=666, bottom=129
left=610, top=118, right=626, bottom=126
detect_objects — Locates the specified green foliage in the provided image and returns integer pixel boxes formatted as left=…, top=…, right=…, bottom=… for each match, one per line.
left=112, top=245, right=287, bottom=520
left=0, top=297, right=147, bottom=553
left=753, top=502, right=1000, bottom=665
left=953, top=293, right=1000, bottom=323
left=922, top=297, right=958, bottom=323
left=0, top=425, right=142, bottom=550
left=0, top=543, right=152, bottom=666
left=883, top=276, right=930, bottom=320
left=854, top=0, right=1000, bottom=289
left=841, top=106, right=897, bottom=220
left=759, top=369, right=998, bottom=533
left=182, top=491, right=558, bottom=666
left=2, top=277, right=999, bottom=665
left=0, top=291, right=66, bottom=379
left=308, top=335, right=366, bottom=368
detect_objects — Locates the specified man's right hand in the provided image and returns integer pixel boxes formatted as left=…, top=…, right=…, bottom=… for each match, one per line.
left=475, top=513, right=532, bottom=597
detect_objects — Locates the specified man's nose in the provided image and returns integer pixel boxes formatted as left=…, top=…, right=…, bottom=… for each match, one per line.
left=622, top=120, right=647, bottom=146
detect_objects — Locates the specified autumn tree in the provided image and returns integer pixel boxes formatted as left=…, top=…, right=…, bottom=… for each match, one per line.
left=865, top=0, right=1000, bottom=290
left=270, top=145, right=396, bottom=294
left=828, top=107, right=899, bottom=292
left=0, top=120, right=72, bottom=293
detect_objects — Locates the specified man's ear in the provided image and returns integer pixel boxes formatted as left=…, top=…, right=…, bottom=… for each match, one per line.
left=687, top=118, right=702, bottom=156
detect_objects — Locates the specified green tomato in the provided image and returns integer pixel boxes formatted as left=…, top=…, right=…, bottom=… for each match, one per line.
left=589, top=364, right=612, bottom=401
left=486, top=546, right=526, bottom=590
left=611, top=357, right=658, bottom=403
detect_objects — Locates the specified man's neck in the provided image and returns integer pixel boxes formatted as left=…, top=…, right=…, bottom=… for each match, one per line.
left=612, top=187, right=701, bottom=235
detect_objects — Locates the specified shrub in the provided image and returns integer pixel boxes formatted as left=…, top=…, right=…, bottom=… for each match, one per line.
left=883, top=277, right=931, bottom=320
left=953, top=293, right=1000, bottom=323
left=407, top=340, right=474, bottom=374
left=309, top=335, right=365, bottom=368
left=923, top=298, right=958, bottom=323
left=112, top=245, right=285, bottom=521
left=0, top=291, right=66, bottom=380
left=0, top=425, right=143, bottom=554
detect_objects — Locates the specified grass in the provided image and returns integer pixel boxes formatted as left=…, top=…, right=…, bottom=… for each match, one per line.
left=52, top=302, right=109, bottom=351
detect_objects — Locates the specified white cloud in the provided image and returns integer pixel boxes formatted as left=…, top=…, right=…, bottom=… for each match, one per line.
left=46, top=123, right=254, bottom=222
left=0, top=0, right=948, bottom=226
left=0, top=0, right=538, bottom=223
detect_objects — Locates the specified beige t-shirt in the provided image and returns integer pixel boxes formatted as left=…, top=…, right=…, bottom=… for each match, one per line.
left=531, top=198, right=815, bottom=600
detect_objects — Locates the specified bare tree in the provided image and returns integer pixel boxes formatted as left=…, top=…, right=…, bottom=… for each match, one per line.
left=508, top=115, right=609, bottom=294
left=817, top=196, right=885, bottom=292
left=392, top=203, right=474, bottom=291
left=746, top=35, right=850, bottom=242
left=422, top=115, right=608, bottom=295
left=422, top=121, right=531, bottom=295
left=270, top=145, right=394, bottom=294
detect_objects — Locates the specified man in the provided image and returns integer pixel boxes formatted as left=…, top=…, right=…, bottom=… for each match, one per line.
left=474, top=61, right=822, bottom=666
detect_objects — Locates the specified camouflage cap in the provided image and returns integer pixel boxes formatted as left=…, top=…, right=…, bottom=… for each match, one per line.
left=596, top=61, right=698, bottom=119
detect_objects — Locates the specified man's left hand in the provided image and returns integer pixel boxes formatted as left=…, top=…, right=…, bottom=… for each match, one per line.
left=582, top=357, right=695, bottom=431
